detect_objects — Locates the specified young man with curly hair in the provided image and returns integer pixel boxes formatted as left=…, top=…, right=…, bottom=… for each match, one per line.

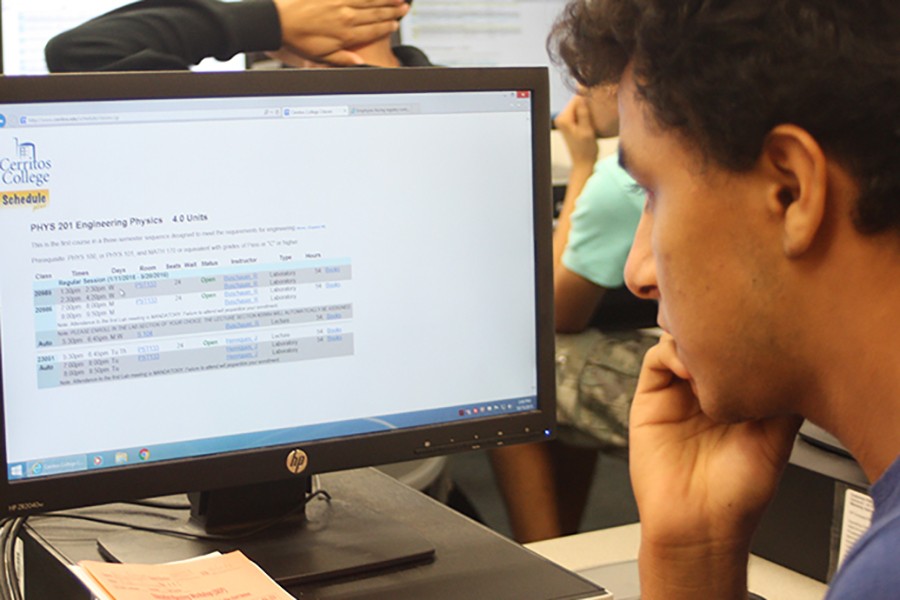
left=549, top=0, right=899, bottom=597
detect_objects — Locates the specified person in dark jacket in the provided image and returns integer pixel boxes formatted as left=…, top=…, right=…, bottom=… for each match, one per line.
left=45, top=0, right=416, bottom=72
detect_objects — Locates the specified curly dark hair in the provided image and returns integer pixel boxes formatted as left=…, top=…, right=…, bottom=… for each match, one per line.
left=549, top=0, right=900, bottom=234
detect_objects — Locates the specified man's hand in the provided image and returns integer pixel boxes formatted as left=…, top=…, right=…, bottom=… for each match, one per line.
left=629, top=334, right=802, bottom=599
left=273, top=0, right=409, bottom=66
left=554, top=95, right=599, bottom=173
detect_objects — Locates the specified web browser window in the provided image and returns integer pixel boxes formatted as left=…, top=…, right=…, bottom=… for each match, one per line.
left=0, top=89, right=539, bottom=480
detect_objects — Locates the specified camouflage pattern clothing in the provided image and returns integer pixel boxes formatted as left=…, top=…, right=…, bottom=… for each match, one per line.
left=555, top=329, right=658, bottom=452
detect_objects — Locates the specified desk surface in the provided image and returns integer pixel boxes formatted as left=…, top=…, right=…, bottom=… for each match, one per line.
left=526, top=523, right=829, bottom=600
left=25, top=468, right=607, bottom=600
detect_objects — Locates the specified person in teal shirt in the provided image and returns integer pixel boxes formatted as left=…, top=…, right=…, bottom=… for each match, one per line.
left=563, top=154, right=645, bottom=290
left=492, top=86, right=656, bottom=543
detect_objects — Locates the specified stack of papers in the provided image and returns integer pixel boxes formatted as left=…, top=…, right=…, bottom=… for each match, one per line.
left=73, top=550, right=296, bottom=600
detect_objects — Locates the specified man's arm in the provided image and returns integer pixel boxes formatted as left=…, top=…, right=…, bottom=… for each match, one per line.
left=46, top=0, right=406, bottom=72
left=552, top=95, right=607, bottom=333
left=630, top=335, right=802, bottom=599
left=46, top=0, right=282, bottom=72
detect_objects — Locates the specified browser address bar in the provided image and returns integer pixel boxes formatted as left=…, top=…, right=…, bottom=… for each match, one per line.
left=19, top=107, right=286, bottom=127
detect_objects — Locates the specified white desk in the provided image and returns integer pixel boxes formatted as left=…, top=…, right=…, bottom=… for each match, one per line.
left=526, top=523, right=828, bottom=600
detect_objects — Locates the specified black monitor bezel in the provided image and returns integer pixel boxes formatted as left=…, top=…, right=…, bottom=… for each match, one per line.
left=0, top=67, right=555, bottom=517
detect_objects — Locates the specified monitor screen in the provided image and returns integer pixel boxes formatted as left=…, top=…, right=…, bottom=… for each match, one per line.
left=0, top=67, right=555, bottom=577
left=399, top=0, right=572, bottom=115
left=0, top=0, right=245, bottom=74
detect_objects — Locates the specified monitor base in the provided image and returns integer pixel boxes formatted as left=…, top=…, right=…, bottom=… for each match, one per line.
left=97, top=495, right=436, bottom=585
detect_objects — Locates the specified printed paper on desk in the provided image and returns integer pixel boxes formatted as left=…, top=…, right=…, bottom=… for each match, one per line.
left=79, top=550, right=296, bottom=600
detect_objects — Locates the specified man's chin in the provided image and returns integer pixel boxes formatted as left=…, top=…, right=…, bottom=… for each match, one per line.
left=696, top=389, right=760, bottom=423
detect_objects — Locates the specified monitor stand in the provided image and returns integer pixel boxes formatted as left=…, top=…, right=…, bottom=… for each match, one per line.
left=96, top=478, right=436, bottom=585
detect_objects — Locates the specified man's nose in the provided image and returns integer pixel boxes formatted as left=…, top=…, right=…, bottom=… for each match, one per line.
left=624, top=210, right=659, bottom=301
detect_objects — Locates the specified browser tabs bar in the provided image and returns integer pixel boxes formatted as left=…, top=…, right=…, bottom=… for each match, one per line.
left=6, top=90, right=522, bottom=131
left=349, top=104, right=418, bottom=117
left=282, top=106, right=350, bottom=118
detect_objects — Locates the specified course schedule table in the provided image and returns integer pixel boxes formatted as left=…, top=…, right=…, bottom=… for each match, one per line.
left=32, top=259, right=354, bottom=389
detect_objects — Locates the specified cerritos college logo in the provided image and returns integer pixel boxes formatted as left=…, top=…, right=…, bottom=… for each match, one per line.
left=1, top=137, right=52, bottom=210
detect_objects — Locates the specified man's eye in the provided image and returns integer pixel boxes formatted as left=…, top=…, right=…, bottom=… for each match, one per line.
left=627, top=181, right=646, bottom=196
left=628, top=181, right=655, bottom=210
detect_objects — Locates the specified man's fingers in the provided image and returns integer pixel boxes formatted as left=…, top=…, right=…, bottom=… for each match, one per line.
left=554, top=96, right=586, bottom=133
left=553, top=100, right=576, bottom=130
left=637, top=335, right=690, bottom=394
left=342, top=20, right=400, bottom=47
left=318, top=49, right=366, bottom=66
left=346, top=0, right=405, bottom=8
left=572, top=99, right=591, bottom=126
left=635, top=348, right=679, bottom=395
left=631, top=337, right=701, bottom=426
left=348, top=3, right=409, bottom=24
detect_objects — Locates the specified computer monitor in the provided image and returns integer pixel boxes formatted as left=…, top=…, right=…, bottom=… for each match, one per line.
left=0, top=66, right=555, bottom=582
left=0, top=0, right=245, bottom=74
left=399, top=0, right=572, bottom=115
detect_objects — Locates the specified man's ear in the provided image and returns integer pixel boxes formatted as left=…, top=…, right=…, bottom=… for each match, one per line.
left=760, top=124, right=828, bottom=258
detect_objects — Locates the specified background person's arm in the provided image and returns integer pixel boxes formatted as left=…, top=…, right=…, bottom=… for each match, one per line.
left=46, top=0, right=283, bottom=71
left=46, top=0, right=406, bottom=72
left=553, top=95, right=607, bottom=333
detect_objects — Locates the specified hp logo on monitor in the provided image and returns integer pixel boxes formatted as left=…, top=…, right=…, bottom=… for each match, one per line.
left=285, top=449, right=309, bottom=474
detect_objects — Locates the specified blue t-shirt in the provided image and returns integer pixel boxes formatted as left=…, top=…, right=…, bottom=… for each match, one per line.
left=825, top=453, right=900, bottom=598
left=561, top=155, right=645, bottom=288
